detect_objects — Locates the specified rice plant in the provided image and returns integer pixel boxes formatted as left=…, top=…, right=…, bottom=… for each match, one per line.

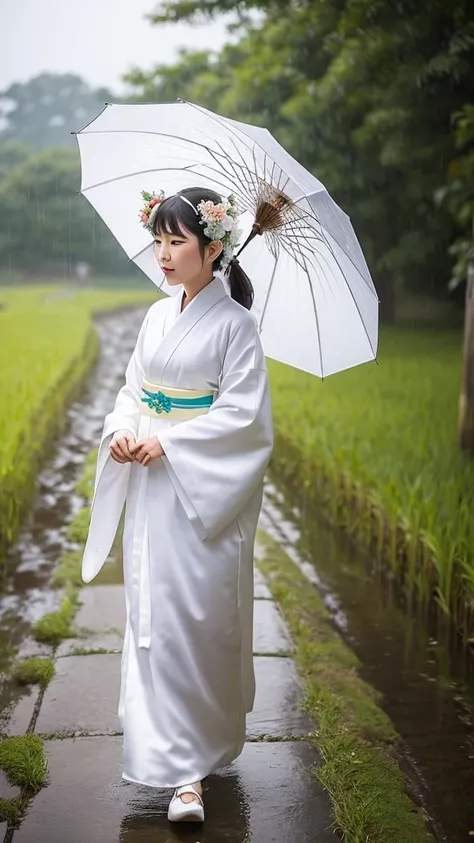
left=0, top=284, right=155, bottom=556
left=268, top=325, right=474, bottom=639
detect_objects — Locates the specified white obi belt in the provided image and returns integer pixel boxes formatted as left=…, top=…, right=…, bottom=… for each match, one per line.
left=139, top=377, right=214, bottom=420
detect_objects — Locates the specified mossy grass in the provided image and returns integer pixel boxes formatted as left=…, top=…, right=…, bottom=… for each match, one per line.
left=256, top=531, right=434, bottom=843
left=76, top=448, right=97, bottom=502
left=0, top=796, right=28, bottom=824
left=50, top=550, right=83, bottom=590
left=66, top=647, right=115, bottom=656
left=65, top=506, right=91, bottom=544
left=35, top=452, right=100, bottom=646
left=12, top=657, right=55, bottom=689
left=33, top=595, right=78, bottom=646
left=0, top=734, right=47, bottom=792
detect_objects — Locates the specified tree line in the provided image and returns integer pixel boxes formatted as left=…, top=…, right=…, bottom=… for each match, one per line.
left=128, top=0, right=473, bottom=322
left=0, top=74, right=127, bottom=276
left=0, top=1, right=472, bottom=312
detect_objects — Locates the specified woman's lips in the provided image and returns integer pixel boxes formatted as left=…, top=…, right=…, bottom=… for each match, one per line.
left=162, top=268, right=174, bottom=274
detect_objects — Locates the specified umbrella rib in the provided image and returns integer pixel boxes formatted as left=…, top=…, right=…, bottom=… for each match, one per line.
left=80, top=164, right=248, bottom=199
left=182, top=100, right=311, bottom=194
left=193, top=149, right=254, bottom=210
left=301, top=254, right=325, bottom=379
left=184, top=159, right=251, bottom=208
left=319, top=229, right=378, bottom=356
left=129, top=239, right=154, bottom=264
left=257, top=253, right=279, bottom=334
left=179, top=100, right=286, bottom=202
left=280, top=205, right=376, bottom=295
left=181, top=100, right=267, bottom=170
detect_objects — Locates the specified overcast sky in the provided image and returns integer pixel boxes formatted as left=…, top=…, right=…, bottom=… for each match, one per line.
left=0, top=0, right=231, bottom=93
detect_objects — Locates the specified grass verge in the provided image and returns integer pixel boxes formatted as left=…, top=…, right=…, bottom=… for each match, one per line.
left=256, top=531, right=433, bottom=843
left=12, top=658, right=55, bottom=689
left=0, top=735, right=47, bottom=792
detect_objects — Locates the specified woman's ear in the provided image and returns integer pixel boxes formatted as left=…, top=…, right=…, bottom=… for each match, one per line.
left=207, top=239, right=223, bottom=263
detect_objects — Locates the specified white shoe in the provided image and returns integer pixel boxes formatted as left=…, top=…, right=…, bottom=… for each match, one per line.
left=167, top=784, right=204, bottom=823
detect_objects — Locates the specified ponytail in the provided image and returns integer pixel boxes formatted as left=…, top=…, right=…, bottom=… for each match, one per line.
left=224, top=258, right=254, bottom=310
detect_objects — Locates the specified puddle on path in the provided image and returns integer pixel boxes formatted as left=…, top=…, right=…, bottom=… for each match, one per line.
left=0, top=307, right=146, bottom=717
left=261, top=482, right=474, bottom=843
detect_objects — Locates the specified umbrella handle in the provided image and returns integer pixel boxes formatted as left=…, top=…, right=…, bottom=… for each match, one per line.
left=235, top=223, right=262, bottom=258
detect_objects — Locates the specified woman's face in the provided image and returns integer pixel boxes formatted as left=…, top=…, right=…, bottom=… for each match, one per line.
left=153, top=225, right=221, bottom=287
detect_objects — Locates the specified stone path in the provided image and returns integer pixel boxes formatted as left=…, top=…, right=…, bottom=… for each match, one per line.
left=7, top=568, right=335, bottom=842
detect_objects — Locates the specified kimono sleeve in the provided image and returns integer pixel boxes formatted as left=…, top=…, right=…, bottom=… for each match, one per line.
left=82, top=309, right=151, bottom=584
left=158, top=315, right=274, bottom=541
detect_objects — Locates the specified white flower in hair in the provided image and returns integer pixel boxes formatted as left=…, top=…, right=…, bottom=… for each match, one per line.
left=197, top=195, right=241, bottom=268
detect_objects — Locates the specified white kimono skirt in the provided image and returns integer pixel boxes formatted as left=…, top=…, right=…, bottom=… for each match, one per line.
left=82, top=277, right=274, bottom=788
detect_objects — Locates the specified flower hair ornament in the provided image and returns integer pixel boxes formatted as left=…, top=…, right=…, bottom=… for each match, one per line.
left=139, top=190, right=242, bottom=269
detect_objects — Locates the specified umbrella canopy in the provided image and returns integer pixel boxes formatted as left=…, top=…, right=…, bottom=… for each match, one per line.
left=76, top=100, right=378, bottom=378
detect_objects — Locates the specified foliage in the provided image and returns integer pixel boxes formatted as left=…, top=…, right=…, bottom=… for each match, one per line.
left=0, top=734, right=47, bottom=792
left=129, top=0, right=474, bottom=316
left=32, top=595, right=77, bottom=646
left=0, top=73, right=110, bottom=151
left=267, top=326, right=474, bottom=639
left=0, top=285, right=155, bottom=556
left=0, top=141, right=30, bottom=183
left=50, top=551, right=84, bottom=590
left=437, top=104, right=474, bottom=289
left=0, top=147, right=130, bottom=274
left=0, top=796, right=27, bottom=824
left=13, top=658, right=55, bottom=690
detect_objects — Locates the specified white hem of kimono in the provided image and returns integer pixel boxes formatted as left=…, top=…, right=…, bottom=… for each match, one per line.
left=120, top=736, right=246, bottom=790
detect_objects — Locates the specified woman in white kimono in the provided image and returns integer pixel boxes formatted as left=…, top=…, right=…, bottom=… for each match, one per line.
left=81, top=186, right=273, bottom=823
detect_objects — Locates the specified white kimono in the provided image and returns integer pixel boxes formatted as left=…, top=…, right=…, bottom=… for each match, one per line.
left=82, top=277, right=273, bottom=788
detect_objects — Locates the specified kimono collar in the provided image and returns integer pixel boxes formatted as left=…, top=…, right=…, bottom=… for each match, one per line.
left=148, top=276, right=229, bottom=382
left=173, top=276, right=228, bottom=320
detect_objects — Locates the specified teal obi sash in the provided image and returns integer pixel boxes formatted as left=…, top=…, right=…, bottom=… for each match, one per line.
left=140, top=378, right=214, bottom=420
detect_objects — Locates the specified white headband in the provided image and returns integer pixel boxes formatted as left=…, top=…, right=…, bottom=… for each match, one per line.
left=179, top=195, right=199, bottom=214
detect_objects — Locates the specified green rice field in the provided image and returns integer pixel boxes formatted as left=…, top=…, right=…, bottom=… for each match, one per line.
left=269, top=327, right=474, bottom=638
left=0, top=283, right=156, bottom=557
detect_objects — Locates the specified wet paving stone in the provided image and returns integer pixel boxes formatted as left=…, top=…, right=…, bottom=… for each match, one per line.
left=75, top=585, right=126, bottom=636
left=254, top=567, right=272, bottom=599
left=12, top=737, right=334, bottom=842
left=35, top=654, right=121, bottom=736
left=6, top=685, right=40, bottom=736
left=248, top=657, right=311, bottom=738
left=0, top=770, right=21, bottom=799
left=34, top=653, right=310, bottom=740
left=57, top=632, right=124, bottom=658
left=253, top=600, right=292, bottom=654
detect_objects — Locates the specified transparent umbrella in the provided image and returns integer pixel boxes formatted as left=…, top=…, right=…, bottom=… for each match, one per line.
left=76, top=100, right=378, bottom=377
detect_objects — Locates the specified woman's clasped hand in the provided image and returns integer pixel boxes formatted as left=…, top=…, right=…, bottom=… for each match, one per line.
left=109, top=430, right=164, bottom=467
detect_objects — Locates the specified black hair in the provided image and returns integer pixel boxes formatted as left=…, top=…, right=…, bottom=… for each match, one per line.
left=152, top=186, right=254, bottom=310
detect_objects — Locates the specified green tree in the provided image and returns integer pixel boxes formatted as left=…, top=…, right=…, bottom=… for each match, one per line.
left=0, top=74, right=111, bottom=151
left=0, top=141, right=31, bottom=183
left=0, top=148, right=126, bottom=274
left=130, top=0, right=474, bottom=321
